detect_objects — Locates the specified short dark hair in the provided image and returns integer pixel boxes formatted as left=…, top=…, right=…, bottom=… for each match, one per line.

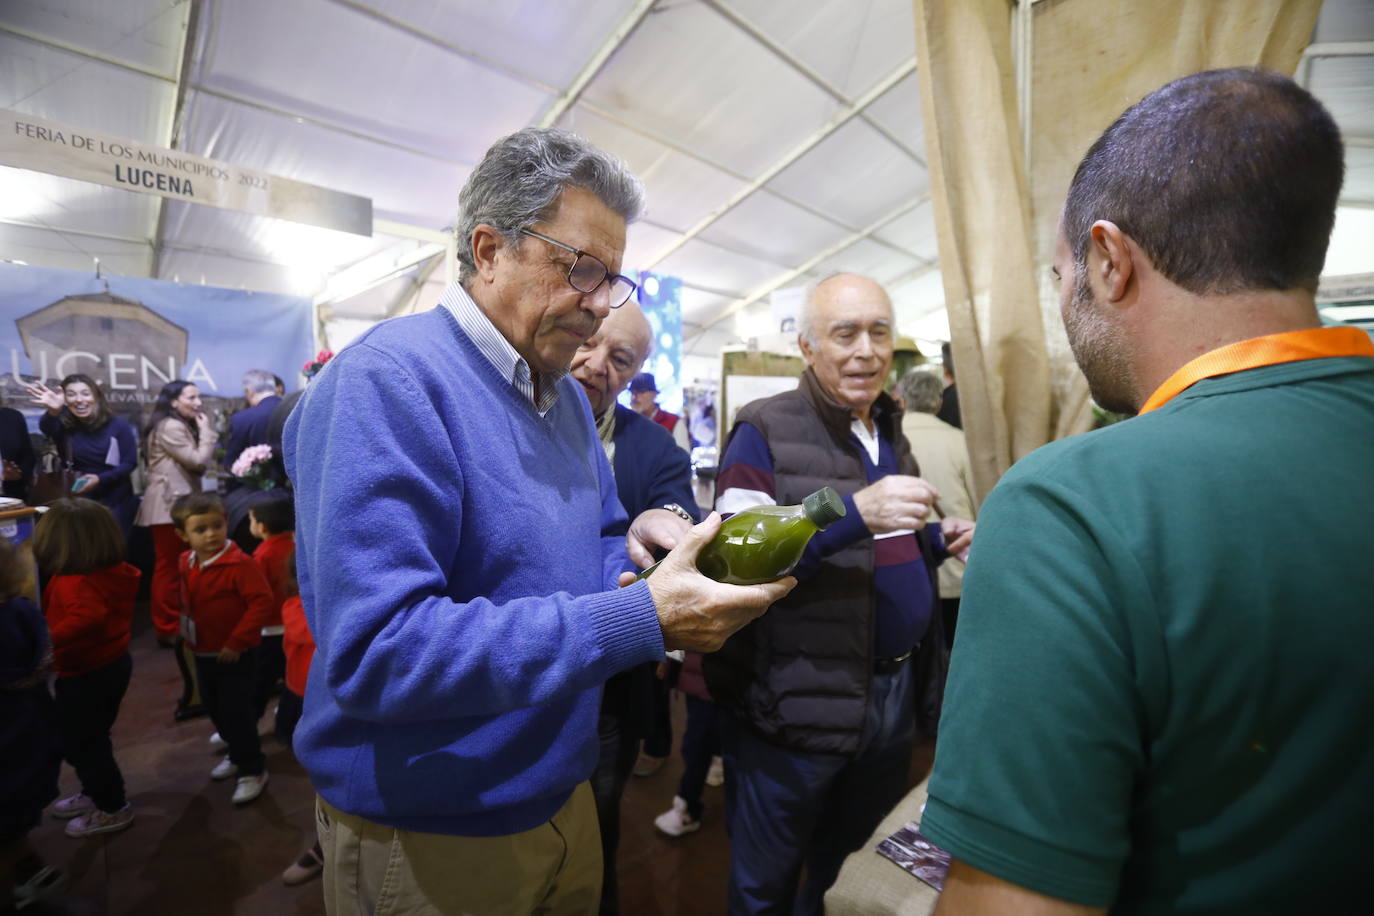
left=170, top=492, right=226, bottom=531
left=249, top=493, right=295, bottom=535
left=32, top=498, right=126, bottom=575
left=1063, top=68, right=1343, bottom=296
left=940, top=341, right=954, bottom=378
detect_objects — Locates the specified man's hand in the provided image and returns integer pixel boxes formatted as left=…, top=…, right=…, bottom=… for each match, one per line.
left=71, top=474, right=99, bottom=495
left=853, top=474, right=940, bottom=534
left=941, top=516, right=975, bottom=562
left=2, top=460, right=21, bottom=482
left=618, top=512, right=796, bottom=651
left=217, top=647, right=241, bottom=664
left=626, top=507, right=694, bottom=569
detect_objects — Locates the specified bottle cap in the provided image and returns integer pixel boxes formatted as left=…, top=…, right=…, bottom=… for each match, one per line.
left=802, top=486, right=846, bottom=529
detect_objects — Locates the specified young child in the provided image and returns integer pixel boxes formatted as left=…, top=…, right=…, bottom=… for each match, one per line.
left=32, top=498, right=141, bottom=838
left=171, top=492, right=276, bottom=805
left=278, top=549, right=323, bottom=886
left=248, top=494, right=294, bottom=734
left=0, top=538, right=64, bottom=909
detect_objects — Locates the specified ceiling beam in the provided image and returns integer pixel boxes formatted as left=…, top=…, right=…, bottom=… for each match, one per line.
left=578, top=100, right=927, bottom=262
left=0, top=23, right=473, bottom=170
left=685, top=196, right=929, bottom=352
left=1303, top=41, right=1374, bottom=58
left=0, top=22, right=177, bottom=82
left=0, top=23, right=174, bottom=82
left=324, top=0, right=558, bottom=95
left=149, top=0, right=199, bottom=281
left=538, top=0, right=658, bottom=128
left=701, top=0, right=926, bottom=167
left=640, top=59, right=916, bottom=271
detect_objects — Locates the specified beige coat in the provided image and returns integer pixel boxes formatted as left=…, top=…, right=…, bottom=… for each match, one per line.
left=901, top=410, right=976, bottom=599
left=134, top=417, right=218, bottom=527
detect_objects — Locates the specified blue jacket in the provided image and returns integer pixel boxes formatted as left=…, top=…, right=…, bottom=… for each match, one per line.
left=611, top=403, right=697, bottom=523
left=224, top=394, right=282, bottom=474
left=38, top=412, right=137, bottom=531
left=602, top=404, right=698, bottom=733
left=285, top=306, right=664, bottom=836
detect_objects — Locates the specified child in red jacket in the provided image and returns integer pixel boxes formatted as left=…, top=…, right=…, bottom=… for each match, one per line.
left=278, top=549, right=323, bottom=886
left=171, top=492, right=275, bottom=805
left=32, top=498, right=141, bottom=838
left=248, top=494, right=294, bottom=731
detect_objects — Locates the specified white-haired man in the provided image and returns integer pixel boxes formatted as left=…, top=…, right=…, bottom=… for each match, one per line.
left=705, top=272, right=974, bottom=914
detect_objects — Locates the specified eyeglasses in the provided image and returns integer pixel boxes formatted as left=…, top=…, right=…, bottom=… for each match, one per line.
left=520, top=228, right=637, bottom=309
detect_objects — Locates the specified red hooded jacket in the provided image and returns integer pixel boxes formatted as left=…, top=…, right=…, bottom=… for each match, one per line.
left=281, top=595, right=315, bottom=697
left=179, top=543, right=275, bottom=654
left=44, top=563, right=141, bottom=677
left=252, top=532, right=295, bottom=627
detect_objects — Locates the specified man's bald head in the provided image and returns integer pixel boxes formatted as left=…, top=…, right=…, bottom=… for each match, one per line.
left=570, top=301, right=653, bottom=417
left=797, top=273, right=895, bottom=422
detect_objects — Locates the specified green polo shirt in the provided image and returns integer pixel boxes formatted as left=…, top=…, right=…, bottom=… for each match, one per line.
left=922, top=356, right=1374, bottom=914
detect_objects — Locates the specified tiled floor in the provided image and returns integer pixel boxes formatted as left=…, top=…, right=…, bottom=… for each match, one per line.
left=25, top=611, right=931, bottom=915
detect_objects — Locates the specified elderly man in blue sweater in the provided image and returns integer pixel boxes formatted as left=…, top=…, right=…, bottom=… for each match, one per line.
left=285, top=127, right=794, bottom=914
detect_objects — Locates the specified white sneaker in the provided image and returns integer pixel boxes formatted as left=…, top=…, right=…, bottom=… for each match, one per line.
left=210, top=756, right=238, bottom=780
left=653, top=795, right=702, bottom=837
left=209, top=732, right=228, bottom=750
left=706, top=755, right=725, bottom=787
left=232, top=771, right=269, bottom=805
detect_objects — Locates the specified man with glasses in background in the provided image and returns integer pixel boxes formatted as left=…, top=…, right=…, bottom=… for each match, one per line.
left=286, top=127, right=794, bottom=914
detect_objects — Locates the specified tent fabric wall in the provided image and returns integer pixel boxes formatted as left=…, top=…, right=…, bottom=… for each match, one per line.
left=911, top=0, right=1323, bottom=503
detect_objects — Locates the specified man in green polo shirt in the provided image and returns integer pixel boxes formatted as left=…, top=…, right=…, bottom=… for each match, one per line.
left=923, top=68, right=1374, bottom=915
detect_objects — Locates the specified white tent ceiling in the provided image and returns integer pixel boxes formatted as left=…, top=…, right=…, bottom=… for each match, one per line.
left=2, top=0, right=1371, bottom=363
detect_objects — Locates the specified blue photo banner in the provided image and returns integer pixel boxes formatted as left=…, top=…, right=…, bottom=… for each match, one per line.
left=0, top=262, right=312, bottom=432
left=627, top=270, right=683, bottom=413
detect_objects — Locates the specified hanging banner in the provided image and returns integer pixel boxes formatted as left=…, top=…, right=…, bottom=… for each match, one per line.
left=0, top=262, right=313, bottom=435
left=0, top=108, right=372, bottom=236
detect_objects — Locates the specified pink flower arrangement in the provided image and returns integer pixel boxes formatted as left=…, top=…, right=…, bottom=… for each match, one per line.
left=231, top=443, right=275, bottom=489
left=303, top=349, right=334, bottom=380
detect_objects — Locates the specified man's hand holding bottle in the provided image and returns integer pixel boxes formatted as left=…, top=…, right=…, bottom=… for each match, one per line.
left=619, top=512, right=796, bottom=652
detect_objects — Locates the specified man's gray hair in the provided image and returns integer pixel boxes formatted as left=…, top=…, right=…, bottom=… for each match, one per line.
left=901, top=369, right=945, bottom=415
left=455, top=128, right=645, bottom=283
left=242, top=369, right=276, bottom=395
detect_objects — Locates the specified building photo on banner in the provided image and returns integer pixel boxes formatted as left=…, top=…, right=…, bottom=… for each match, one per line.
left=0, top=0, right=1372, bottom=914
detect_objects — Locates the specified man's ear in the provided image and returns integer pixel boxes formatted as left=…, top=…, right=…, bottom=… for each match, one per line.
left=470, top=224, right=508, bottom=284
left=1089, top=220, right=1134, bottom=305
left=174, top=527, right=189, bottom=544
left=798, top=334, right=814, bottom=365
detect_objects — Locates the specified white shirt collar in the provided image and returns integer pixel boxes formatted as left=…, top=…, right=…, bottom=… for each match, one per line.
left=189, top=543, right=231, bottom=569
left=439, top=282, right=565, bottom=416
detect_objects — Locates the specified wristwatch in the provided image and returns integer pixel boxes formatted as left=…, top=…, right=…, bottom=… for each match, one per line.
left=661, top=503, right=693, bottom=522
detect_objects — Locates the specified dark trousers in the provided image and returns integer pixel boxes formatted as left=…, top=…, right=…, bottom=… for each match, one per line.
left=677, top=695, right=722, bottom=821
left=193, top=652, right=264, bottom=776
left=53, top=654, right=132, bottom=812
left=642, top=672, right=672, bottom=759
left=591, top=709, right=641, bottom=916
left=721, top=658, right=915, bottom=916
left=276, top=688, right=304, bottom=748
left=252, top=634, right=285, bottom=721
left=941, top=597, right=961, bottom=648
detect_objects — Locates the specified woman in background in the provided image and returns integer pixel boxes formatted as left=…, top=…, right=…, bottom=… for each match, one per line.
left=26, top=375, right=137, bottom=536
left=135, top=381, right=218, bottom=646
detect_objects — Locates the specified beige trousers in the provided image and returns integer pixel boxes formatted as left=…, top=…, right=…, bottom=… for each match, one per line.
left=316, top=783, right=601, bottom=915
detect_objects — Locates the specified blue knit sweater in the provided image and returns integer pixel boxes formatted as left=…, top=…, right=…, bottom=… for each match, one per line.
left=284, top=305, right=664, bottom=836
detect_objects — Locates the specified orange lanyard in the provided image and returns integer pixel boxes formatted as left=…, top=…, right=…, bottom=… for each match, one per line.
left=1139, top=326, right=1374, bottom=415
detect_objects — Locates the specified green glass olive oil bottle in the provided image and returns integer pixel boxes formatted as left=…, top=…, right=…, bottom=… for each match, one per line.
left=640, top=486, right=845, bottom=585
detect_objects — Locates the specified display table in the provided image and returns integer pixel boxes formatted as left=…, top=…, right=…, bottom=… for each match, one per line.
left=0, top=504, right=39, bottom=545
left=823, top=778, right=940, bottom=915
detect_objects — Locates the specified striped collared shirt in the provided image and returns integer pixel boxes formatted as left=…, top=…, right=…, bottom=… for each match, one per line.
left=439, top=283, right=565, bottom=416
